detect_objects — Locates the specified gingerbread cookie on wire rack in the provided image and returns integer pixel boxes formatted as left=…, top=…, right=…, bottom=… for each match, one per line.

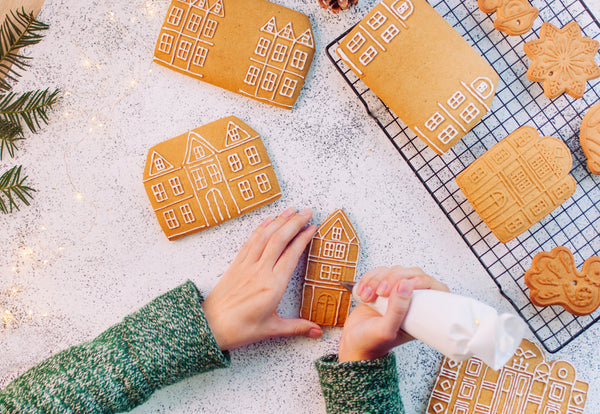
left=580, top=101, right=600, bottom=174
left=523, top=21, right=600, bottom=99
left=478, top=0, right=538, bottom=36
left=524, top=246, right=600, bottom=316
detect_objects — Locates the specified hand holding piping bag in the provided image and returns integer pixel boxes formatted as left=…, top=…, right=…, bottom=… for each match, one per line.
left=339, top=266, right=525, bottom=370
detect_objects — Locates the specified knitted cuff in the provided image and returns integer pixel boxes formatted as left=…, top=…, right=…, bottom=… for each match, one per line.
left=120, top=280, right=231, bottom=390
left=315, top=353, right=403, bottom=414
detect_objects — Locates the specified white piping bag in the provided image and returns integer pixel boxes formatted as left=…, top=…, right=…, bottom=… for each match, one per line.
left=341, top=282, right=525, bottom=370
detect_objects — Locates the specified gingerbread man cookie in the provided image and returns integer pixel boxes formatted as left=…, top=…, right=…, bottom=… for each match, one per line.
left=524, top=22, right=600, bottom=99
left=580, top=101, right=600, bottom=174
left=525, top=246, right=600, bottom=316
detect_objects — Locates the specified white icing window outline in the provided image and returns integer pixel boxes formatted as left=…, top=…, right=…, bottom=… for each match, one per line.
left=191, top=46, right=208, bottom=67
left=228, top=154, right=243, bottom=172
left=460, top=103, right=480, bottom=124
left=244, top=66, right=261, bottom=86
left=167, top=7, right=184, bottom=26
left=255, top=37, right=271, bottom=57
left=320, top=264, right=332, bottom=280
left=367, top=11, right=387, bottom=30
left=359, top=46, right=377, bottom=66
left=169, top=177, right=184, bottom=196
left=438, top=125, right=458, bottom=144
left=193, top=145, right=205, bottom=159
left=212, top=1, right=223, bottom=14
left=158, top=33, right=174, bottom=54
left=331, top=266, right=342, bottom=280
left=164, top=209, right=180, bottom=229
left=279, top=77, right=298, bottom=98
left=261, top=71, right=278, bottom=92
left=154, top=158, right=166, bottom=171
left=332, top=226, right=342, bottom=241
left=291, top=50, right=308, bottom=70
left=425, top=112, right=445, bottom=132
left=255, top=173, right=271, bottom=193
left=271, top=43, right=288, bottom=63
left=381, top=24, right=400, bottom=43
left=323, top=242, right=335, bottom=257
left=180, top=204, right=195, bottom=224
left=228, top=128, right=241, bottom=142
left=151, top=183, right=167, bottom=202
left=206, top=164, right=222, bottom=184
left=186, top=13, right=203, bottom=33
left=448, top=91, right=466, bottom=109
left=347, top=33, right=366, bottom=53
left=203, top=19, right=218, bottom=38
left=471, top=77, right=493, bottom=99
left=176, top=40, right=192, bottom=60
left=245, top=146, right=261, bottom=165
left=238, top=180, right=254, bottom=201
left=190, top=168, right=207, bottom=190
left=394, top=0, right=414, bottom=20
left=334, top=243, right=346, bottom=259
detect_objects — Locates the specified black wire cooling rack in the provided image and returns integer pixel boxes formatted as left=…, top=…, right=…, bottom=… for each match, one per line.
left=327, top=0, right=600, bottom=353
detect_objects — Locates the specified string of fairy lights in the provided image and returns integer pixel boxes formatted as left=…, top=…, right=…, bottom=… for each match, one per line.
left=1, top=0, right=168, bottom=334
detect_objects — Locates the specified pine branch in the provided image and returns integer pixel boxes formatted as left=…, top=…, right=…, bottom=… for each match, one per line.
left=0, top=88, right=60, bottom=133
left=0, top=118, right=24, bottom=159
left=0, top=8, right=49, bottom=92
left=0, top=165, right=35, bottom=213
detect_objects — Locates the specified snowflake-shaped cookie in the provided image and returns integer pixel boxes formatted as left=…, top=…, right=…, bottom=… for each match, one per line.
left=524, top=22, right=600, bottom=99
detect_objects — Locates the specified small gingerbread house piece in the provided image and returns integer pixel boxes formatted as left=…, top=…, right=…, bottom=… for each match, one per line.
left=300, top=209, right=360, bottom=327
left=143, top=116, right=281, bottom=240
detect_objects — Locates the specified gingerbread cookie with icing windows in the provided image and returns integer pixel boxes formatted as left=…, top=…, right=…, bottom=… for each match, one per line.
left=300, top=209, right=360, bottom=327
left=154, top=0, right=315, bottom=109
left=525, top=246, right=600, bottom=316
left=336, top=0, right=498, bottom=155
left=427, top=338, right=588, bottom=413
left=143, top=116, right=281, bottom=240
left=524, top=22, right=600, bottom=99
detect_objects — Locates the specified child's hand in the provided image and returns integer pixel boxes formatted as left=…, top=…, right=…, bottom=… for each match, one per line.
left=338, top=266, right=448, bottom=362
left=203, top=207, right=323, bottom=351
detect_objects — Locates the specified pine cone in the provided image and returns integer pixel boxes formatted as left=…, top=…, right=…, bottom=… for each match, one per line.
left=318, top=0, right=359, bottom=13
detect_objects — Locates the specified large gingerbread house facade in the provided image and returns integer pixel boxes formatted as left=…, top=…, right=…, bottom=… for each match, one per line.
left=154, top=0, right=315, bottom=109
left=300, top=209, right=360, bottom=327
left=143, top=116, right=281, bottom=240
left=427, top=339, right=588, bottom=413
left=336, top=0, right=498, bottom=154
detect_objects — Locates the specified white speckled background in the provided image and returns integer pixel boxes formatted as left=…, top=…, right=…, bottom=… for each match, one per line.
left=1, top=0, right=600, bottom=412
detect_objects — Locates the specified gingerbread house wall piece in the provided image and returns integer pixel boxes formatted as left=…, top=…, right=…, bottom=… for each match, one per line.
left=335, top=0, right=498, bottom=154
left=426, top=339, right=588, bottom=413
left=456, top=126, right=576, bottom=243
left=300, top=209, right=360, bottom=327
left=143, top=116, right=281, bottom=240
left=153, top=0, right=315, bottom=110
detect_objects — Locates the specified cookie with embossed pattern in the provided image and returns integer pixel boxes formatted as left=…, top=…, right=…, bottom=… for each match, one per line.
left=525, top=246, right=600, bottom=316
left=580, top=101, right=600, bottom=174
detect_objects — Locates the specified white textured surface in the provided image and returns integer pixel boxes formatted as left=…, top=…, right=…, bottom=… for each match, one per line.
left=1, top=0, right=599, bottom=413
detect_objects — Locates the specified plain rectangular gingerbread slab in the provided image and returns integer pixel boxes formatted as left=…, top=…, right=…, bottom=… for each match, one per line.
left=143, top=116, right=281, bottom=240
left=336, top=0, right=499, bottom=154
left=153, top=0, right=314, bottom=110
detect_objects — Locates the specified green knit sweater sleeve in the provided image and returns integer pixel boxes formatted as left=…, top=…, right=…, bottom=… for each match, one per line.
left=0, top=280, right=230, bottom=413
left=315, top=353, right=404, bottom=414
